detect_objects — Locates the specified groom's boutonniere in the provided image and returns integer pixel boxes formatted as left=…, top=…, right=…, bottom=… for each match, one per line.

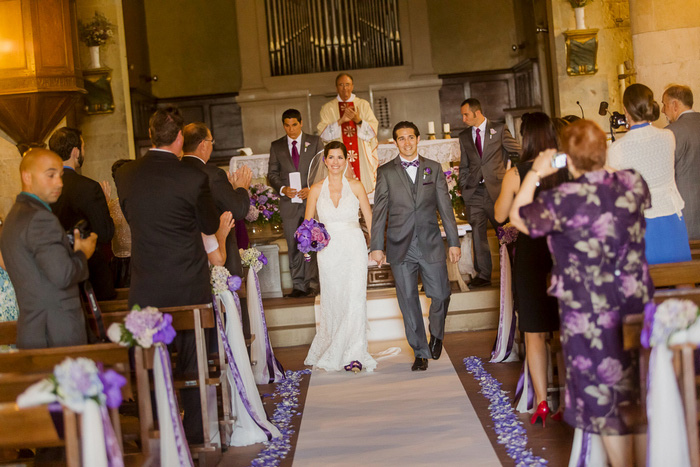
left=304, top=141, right=310, bottom=150
left=489, top=128, right=497, bottom=140
left=423, top=167, right=432, bottom=180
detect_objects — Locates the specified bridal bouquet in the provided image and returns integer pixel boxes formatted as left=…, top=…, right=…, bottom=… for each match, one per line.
left=107, top=305, right=176, bottom=348
left=641, top=299, right=700, bottom=348
left=210, top=265, right=242, bottom=295
left=497, top=223, right=519, bottom=245
left=240, top=247, right=267, bottom=273
left=295, top=219, right=331, bottom=262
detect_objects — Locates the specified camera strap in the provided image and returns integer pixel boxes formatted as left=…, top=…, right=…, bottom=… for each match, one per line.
left=80, top=280, right=107, bottom=340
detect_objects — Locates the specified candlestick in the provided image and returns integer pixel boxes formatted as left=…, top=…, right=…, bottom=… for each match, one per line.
left=443, top=123, right=450, bottom=133
left=428, top=121, right=435, bottom=134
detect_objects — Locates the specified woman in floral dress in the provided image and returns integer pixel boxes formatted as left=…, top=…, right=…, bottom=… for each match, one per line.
left=0, top=218, right=19, bottom=322
left=510, top=120, right=653, bottom=467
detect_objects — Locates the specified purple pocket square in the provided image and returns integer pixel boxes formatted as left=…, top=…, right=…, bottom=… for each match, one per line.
left=422, top=181, right=434, bottom=186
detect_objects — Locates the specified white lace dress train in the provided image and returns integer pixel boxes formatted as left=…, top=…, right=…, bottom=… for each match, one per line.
left=304, top=177, right=377, bottom=372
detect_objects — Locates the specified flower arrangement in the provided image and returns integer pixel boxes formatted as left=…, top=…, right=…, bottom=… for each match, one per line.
left=497, top=223, right=519, bottom=245
left=568, top=0, right=593, bottom=7
left=78, top=12, right=115, bottom=47
left=295, top=219, right=331, bottom=262
left=240, top=247, right=268, bottom=273
left=210, top=265, right=242, bottom=295
left=107, top=305, right=176, bottom=348
left=641, top=299, right=700, bottom=348
left=248, top=183, right=282, bottom=225
left=444, top=166, right=465, bottom=213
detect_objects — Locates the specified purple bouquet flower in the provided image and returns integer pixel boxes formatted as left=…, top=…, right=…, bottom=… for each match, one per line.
left=98, top=367, right=127, bottom=409
left=227, top=275, right=242, bottom=292
left=496, top=223, right=519, bottom=245
left=107, top=305, right=176, bottom=348
left=248, top=183, right=282, bottom=226
left=295, top=219, right=331, bottom=261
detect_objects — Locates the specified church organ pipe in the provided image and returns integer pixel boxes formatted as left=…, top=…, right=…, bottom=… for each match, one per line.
left=265, top=0, right=402, bottom=76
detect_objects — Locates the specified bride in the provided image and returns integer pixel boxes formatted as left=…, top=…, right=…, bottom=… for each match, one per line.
left=303, top=141, right=377, bottom=373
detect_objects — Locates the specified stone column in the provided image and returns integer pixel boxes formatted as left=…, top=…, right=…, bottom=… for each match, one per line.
left=629, top=0, right=700, bottom=113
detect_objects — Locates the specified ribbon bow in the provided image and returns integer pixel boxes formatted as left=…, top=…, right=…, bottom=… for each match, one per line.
left=401, top=160, right=419, bottom=169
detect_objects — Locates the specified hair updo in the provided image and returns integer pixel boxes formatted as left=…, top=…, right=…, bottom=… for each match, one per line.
left=623, top=83, right=660, bottom=123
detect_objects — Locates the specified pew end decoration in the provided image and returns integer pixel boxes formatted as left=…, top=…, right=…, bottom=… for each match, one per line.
left=16, top=357, right=126, bottom=467
left=240, top=247, right=285, bottom=384
left=107, top=305, right=192, bottom=466
left=295, top=218, right=331, bottom=262
left=641, top=299, right=700, bottom=467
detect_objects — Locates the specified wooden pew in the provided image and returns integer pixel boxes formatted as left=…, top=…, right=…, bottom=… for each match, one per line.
left=114, top=288, right=130, bottom=301
left=690, top=240, right=700, bottom=261
left=0, top=402, right=80, bottom=466
left=648, top=259, right=700, bottom=288
left=0, top=321, right=16, bottom=346
left=101, top=304, right=226, bottom=466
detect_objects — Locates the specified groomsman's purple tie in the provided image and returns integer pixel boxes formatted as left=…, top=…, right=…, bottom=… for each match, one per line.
left=292, top=140, right=300, bottom=170
left=475, top=128, right=483, bottom=158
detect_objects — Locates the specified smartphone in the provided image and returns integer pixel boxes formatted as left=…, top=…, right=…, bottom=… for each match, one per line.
left=552, top=152, right=567, bottom=169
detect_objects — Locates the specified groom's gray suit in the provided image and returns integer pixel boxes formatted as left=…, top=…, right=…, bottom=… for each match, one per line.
left=370, top=156, right=460, bottom=357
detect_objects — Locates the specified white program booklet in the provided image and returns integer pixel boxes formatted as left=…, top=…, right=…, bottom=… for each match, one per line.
left=289, top=172, right=302, bottom=203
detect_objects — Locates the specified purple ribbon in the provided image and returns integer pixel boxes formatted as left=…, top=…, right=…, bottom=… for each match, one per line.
left=211, top=296, right=273, bottom=440
left=513, top=363, right=534, bottom=411
left=252, top=271, right=285, bottom=383
left=100, top=405, right=124, bottom=467
left=490, top=244, right=517, bottom=362
left=576, top=431, right=592, bottom=467
left=156, top=345, right=194, bottom=466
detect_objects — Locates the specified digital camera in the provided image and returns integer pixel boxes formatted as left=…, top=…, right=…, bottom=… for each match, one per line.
left=610, top=111, right=627, bottom=130
left=66, top=219, right=91, bottom=246
left=551, top=152, right=567, bottom=169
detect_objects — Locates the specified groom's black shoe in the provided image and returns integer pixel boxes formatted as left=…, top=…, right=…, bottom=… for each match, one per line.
left=411, top=357, right=428, bottom=371
left=469, top=277, right=492, bottom=288
left=285, top=289, right=306, bottom=298
left=429, top=335, right=443, bottom=360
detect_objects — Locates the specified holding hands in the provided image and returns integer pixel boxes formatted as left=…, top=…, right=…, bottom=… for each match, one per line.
left=369, top=250, right=386, bottom=267
left=339, top=107, right=361, bottom=126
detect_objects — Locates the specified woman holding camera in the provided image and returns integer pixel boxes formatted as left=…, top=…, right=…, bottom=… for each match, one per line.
left=510, top=120, right=652, bottom=467
left=494, top=112, right=562, bottom=425
left=608, top=83, right=691, bottom=264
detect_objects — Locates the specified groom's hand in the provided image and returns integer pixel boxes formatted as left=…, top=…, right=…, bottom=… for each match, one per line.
left=370, top=250, right=385, bottom=266
left=448, top=247, right=461, bottom=264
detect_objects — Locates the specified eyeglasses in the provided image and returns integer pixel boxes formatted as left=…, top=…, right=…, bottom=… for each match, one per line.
left=204, top=138, right=215, bottom=146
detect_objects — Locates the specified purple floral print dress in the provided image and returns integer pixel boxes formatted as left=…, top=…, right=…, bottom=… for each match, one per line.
left=520, top=169, right=654, bottom=435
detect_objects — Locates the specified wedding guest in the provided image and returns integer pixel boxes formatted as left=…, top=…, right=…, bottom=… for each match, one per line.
left=203, top=212, right=235, bottom=267
left=511, top=120, right=652, bottom=467
left=1, top=149, right=97, bottom=349
left=608, top=83, right=691, bottom=264
left=662, top=84, right=700, bottom=241
left=494, top=112, right=562, bottom=425
left=458, top=98, right=522, bottom=288
left=107, top=159, right=133, bottom=288
left=0, top=217, right=19, bottom=322
left=49, top=127, right=116, bottom=300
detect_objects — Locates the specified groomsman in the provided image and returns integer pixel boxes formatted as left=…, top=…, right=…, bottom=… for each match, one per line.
left=370, top=121, right=460, bottom=371
left=267, top=109, right=324, bottom=297
left=662, top=84, right=700, bottom=240
left=458, top=98, right=521, bottom=287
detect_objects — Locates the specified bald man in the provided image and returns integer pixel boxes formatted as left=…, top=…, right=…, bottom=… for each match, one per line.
left=0, top=149, right=97, bottom=349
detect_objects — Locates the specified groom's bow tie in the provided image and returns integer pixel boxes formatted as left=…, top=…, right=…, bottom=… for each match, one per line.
left=401, top=160, right=419, bottom=169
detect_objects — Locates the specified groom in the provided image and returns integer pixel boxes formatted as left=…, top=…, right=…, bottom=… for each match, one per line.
left=370, top=121, right=461, bottom=371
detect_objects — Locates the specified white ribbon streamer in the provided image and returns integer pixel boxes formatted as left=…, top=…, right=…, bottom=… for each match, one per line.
left=82, top=399, right=107, bottom=467
left=247, top=268, right=285, bottom=384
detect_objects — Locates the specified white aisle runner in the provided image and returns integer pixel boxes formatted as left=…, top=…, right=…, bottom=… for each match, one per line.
left=294, top=341, right=501, bottom=466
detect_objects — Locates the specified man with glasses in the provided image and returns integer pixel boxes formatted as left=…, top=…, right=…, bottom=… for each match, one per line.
left=182, top=122, right=252, bottom=277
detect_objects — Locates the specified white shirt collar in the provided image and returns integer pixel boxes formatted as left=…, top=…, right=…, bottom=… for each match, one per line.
left=150, top=148, right=176, bottom=155
left=399, top=155, right=419, bottom=164
left=679, top=109, right=696, bottom=118
left=287, top=134, right=302, bottom=145
left=472, top=118, right=488, bottom=135
left=183, top=154, right=206, bottom=164
left=336, top=93, right=356, bottom=103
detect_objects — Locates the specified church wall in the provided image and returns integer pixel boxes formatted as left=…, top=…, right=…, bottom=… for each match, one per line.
left=427, top=0, right=522, bottom=75
left=144, top=0, right=242, bottom=98
left=550, top=0, right=633, bottom=130
left=0, top=129, right=21, bottom=220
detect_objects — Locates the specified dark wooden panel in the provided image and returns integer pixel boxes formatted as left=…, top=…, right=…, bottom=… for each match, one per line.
left=470, top=79, right=510, bottom=122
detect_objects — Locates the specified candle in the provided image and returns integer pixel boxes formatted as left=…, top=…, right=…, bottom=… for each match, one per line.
left=443, top=123, right=450, bottom=133
left=428, top=121, right=435, bottom=134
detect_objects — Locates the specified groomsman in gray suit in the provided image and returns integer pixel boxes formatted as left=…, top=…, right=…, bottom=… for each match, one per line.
left=662, top=84, right=700, bottom=240
left=370, top=121, right=461, bottom=371
left=458, top=98, right=521, bottom=287
left=268, top=109, right=324, bottom=297
left=0, top=149, right=97, bottom=349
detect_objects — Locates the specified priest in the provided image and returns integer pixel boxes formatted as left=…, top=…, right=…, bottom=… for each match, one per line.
left=317, top=73, right=379, bottom=193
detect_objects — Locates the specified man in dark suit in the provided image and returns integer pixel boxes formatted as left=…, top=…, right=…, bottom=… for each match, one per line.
left=115, top=106, right=219, bottom=444
left=458, top=98, right=522, bottom=287
left=49, top=127, right=115, bottom=300
left=182, top=122, right=252, bottom=276
left=0, top=149, right=97, bottom=349
left=662, top=84, right=700, bottom=240
left=267, top=108, right=324, bottom=297
left=370, top=122, right=461, bottom=371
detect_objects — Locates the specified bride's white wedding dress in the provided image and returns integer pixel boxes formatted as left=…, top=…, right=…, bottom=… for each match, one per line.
left=304, top=177, right=377, bottom=372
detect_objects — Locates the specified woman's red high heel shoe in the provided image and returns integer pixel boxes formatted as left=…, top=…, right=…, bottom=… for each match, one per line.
left=530, top=401, right=550, bottom=427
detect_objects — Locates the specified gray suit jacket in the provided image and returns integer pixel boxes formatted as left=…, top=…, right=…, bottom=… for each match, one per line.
left=267, top=133, right=324, bottom=219
left=0, top=193, right=89, bottom=349
left=370, top=156, right=460, bottom=264
left=667, top=111, right=700, bottom=240
left=458, top=120, right=522, bottom=204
